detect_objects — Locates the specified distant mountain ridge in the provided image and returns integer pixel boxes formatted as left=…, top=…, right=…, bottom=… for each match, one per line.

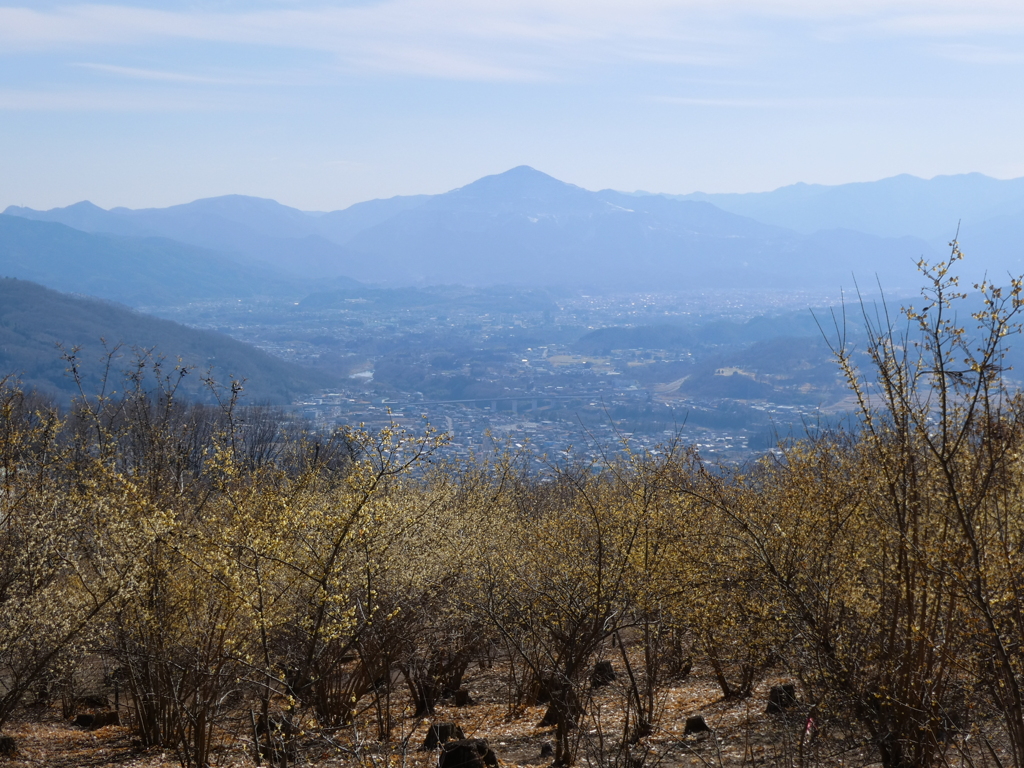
left=13, top=165, right=1024, bottom=294
left=662, top=172, right=1024, bottom=250
left=0, top=215, right=306, bottom=307
left=4, top=195, right=363, bottom=279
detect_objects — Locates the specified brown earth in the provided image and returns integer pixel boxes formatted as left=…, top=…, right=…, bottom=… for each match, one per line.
left=0, top=658, right=880, bottom=768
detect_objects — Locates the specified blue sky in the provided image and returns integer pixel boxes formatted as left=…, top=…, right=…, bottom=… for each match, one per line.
left=3, top=1, right=1024, bottom=210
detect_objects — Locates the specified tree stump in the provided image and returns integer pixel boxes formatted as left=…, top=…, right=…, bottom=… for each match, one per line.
left=0, top=736, right=16, bottom=757
left=538, top=705, right=558, bottom=727
left=439, top=739, right=498, bottom=768
left=684, top=715, right=710, bottom=735
left=453, top=688, right=474, bottom=707
left=538, top=684, right=582, bottom=729
left=72, top=711, right=120, bottom=729
left=766, top=684, right=798, bottom=714
left=591, top=661, right=616, bottom=688
left=533, top=674, right=560, bottom=705
left=422, top=722, right=466, bottom=751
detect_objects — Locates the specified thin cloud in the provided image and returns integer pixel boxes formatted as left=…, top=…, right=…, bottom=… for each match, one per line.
left=929, top=42, right=1024, bottom=64
left=0, top=2, right=773, bottom=80
left=875, top=12, right=1024, bottom=36
left=651, top=95, right=936, bottom=108
left=0, top=87, right=248, bottom=111
left=72, top=63, right=265, bottom=85
left=654, top=96, right=804, bottom=108
left=1, top=1, right=1024, bottom=83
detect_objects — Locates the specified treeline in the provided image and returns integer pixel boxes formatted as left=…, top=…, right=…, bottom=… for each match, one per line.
left=4, top=250, right=1024, bottom=768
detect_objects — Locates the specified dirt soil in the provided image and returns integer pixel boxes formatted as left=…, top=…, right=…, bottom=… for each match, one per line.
left=0, top=660, right=872, bottom=768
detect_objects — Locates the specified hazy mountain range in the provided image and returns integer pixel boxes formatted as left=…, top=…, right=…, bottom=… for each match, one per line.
left=669, top=173, right=1024, bottom=244
left=14, top=165, right=1024, bottom=299
left=7, top=167, right=1024, bottom=301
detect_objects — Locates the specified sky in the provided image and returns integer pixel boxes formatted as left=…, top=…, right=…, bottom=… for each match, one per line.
left=3, top=0, right=1024, bottom=211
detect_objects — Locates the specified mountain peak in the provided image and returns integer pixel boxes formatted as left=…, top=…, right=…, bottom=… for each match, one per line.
left=499, top=165, right=556, bottom=179
left=180, top=193, right=283, bottom=208
left=4, top=200, right=106, bottom=216
left=65, top=200, right=107, bottom=212
left=439, top=166, right=587, bottom=210
left=3, top=200, right=115, bottom=232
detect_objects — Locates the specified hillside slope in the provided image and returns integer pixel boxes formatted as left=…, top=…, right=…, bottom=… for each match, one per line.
left=0, top=215, right=302, bottom=306
left=0, top=278, right=333, bottom=403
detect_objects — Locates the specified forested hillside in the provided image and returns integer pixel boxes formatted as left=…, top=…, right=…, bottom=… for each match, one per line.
left=0, top=277, right=332, bottom=402
left=0, top=215, right=299, bottom=306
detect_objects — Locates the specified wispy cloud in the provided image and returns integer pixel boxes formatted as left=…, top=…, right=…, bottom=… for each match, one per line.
left=0, top=87, right=245, bottom=111
left=871, top=8, right=1024, bottom=36
left=929, top=42, right=1024, bottom=64
left=0, top=2, right=765, bottom=80
left=72, top=63, right=263, bottom=85
left=652, top=95, right=917, bottom=109
left=1, top=1, right=1023, bottom=84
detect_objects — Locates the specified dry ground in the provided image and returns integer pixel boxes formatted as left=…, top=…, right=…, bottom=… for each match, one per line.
left=0, top=659, right=881, bottom=768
